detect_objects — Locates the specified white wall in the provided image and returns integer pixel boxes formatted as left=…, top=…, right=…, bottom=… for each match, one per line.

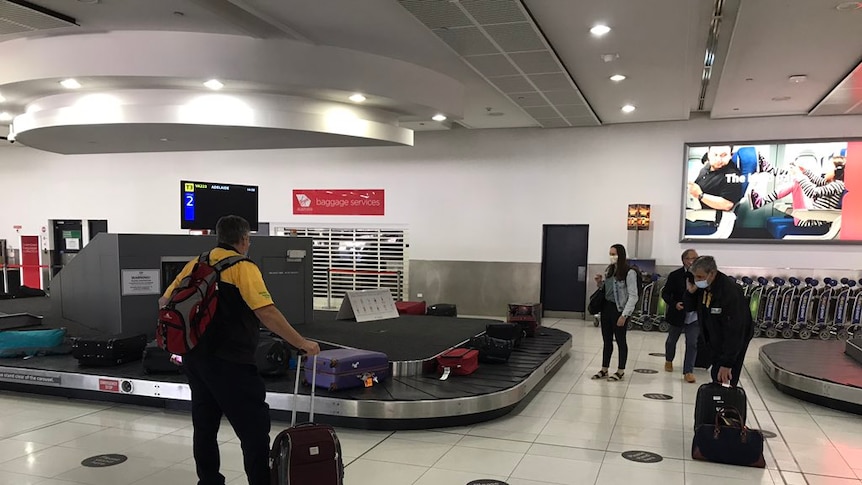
left=1, top=114, right=860, bottom=268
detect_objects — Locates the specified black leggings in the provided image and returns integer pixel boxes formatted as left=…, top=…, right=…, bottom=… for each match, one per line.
left=600, top=299, right=628, bottom=370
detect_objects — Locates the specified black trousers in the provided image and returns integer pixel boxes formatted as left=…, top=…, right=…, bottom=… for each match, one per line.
left=600, top=299, right=628, bottom=370
left=709, top=338, right=751, bottom=387
left=184, top=354, right=271, bottom=485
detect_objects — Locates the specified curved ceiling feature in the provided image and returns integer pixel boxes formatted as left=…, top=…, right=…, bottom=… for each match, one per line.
left=11, top=90, right=413, bottom=154
left=0, top=31, right=465, bottom=119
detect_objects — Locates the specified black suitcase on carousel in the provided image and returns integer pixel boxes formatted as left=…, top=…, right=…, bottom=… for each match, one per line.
left=427, top=303, right=457, bottom=317
left=142, top=340, right=182, bottom=374
left=72, top=333, right=147, bottom=366
left=256, top=335, right=290, bottom=377
left=486, top=322, right=525, bottom=347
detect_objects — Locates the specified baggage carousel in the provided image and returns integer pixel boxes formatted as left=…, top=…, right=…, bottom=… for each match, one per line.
left=0, top=299, right=572, bottom=430
left=759, top=339, right=862, bottom=415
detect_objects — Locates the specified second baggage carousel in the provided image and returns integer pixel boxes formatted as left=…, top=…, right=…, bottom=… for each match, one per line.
left=0, top=301, right=572, bottom=430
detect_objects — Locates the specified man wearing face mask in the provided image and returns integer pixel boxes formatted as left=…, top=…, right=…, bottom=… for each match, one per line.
left=661, top=249, right=700, bottom=383
left=684, top=256, right=754, bottom=387
left=160, top=214, right=320, bottom=485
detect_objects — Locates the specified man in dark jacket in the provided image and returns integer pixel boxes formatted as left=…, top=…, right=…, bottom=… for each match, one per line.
left=685, top=256, right=754, bottom=387
left=662, top=249, right=700, bottom=383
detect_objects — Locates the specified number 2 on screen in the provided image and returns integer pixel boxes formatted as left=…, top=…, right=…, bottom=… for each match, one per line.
left=185, top=194, right=195, bottom=207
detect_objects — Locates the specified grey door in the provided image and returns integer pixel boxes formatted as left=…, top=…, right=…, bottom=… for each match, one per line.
left=541, top=225, right=589, bottom=313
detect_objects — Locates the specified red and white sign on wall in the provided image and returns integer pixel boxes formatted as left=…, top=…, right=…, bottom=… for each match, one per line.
left=292, top=190, right=385, bottom=216
left=20, top=235, right=42, bottom=289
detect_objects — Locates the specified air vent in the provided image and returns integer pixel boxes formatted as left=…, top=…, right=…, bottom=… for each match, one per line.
left=0, top=0, right=76, bottom=35
left=398, top=0, right=600, bottom=128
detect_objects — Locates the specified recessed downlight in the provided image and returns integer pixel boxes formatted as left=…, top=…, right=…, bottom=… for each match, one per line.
left=432, top=114, right=447, bottom=122
left=0, top=112, right=12, bottom=121
left=609, top=74, right=627, bottom=82
left=203, top=79, right=224, bottom=90
left=621, top=104, right=636, bottom=113
left=60, top=78, right=81, bottom=89
left=349, top=93, right=366, bottom=103
left=590, top=24, right=611, bottom=36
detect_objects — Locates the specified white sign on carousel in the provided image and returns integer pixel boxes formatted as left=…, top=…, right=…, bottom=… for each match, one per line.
left=336, top=288, right=399, bottom=323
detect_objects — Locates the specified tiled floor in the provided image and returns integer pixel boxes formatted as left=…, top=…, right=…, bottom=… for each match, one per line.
left=1, top=317, right=861, bottom=484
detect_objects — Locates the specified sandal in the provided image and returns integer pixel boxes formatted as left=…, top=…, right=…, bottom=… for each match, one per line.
left=608, top=371, right=625, bottom=382
left=591, top=370, right=608, bottom=380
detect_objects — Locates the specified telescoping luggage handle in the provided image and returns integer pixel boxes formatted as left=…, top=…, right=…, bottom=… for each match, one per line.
left=291, top=352, right=317, bottom=426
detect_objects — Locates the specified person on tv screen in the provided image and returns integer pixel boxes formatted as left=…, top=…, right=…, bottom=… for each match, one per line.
left=750, top=153, right=847, bottom=227
left=687, top=145, right=744, bottom=227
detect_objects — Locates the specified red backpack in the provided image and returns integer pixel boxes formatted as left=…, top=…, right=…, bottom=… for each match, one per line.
left=156, top=251, right=250, bottom=355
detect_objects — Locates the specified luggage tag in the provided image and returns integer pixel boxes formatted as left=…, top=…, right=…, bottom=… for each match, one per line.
left=439, top=367, right=451, bottom=381
left=358, top=372, right=378, bottom=388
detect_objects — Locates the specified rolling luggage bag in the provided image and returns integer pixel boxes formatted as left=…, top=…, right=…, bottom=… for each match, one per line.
left=270, top=354, right=344, bottom=485
left=427, top=303, right=457, bottom=317
left=395, top=301, right=426, bottom=316
left=304, top=348, right=389, bottom=391
left=0, top=328, right=69, bottom=358
left=72, top=333, right=147, bottom=366
left=436, top=348, right=479, bottom=378
left=694, top=382, right=747, bottom=430
left=486, top=322, right=525, bottom=347
left=468, top=335, right=514, bottom=364
left=507, top=303, right=542, bottom=337
left=142, top=340, right=182, bottom=374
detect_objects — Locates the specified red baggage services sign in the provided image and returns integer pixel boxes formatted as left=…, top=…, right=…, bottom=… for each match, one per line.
left=292, top=190, right=384, bottom=216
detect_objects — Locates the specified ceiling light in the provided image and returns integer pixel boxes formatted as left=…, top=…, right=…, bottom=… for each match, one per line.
left=836, top=1, right=862, bottom=10
left=0, top=112, right=12, bottom=121
left=590, top=24, right=611, bottom=36
left=60, top=78, right=81, bottom=89
left=0, top=93, right=5, bottom=103
left=609, top=74, right=627, bottom=82
left=203, top=79, right=224, bottom=90
left=788, top=75, right=807, bottom=84
left=432, top=114, right=447, bottom=122
left=349, top=93, right=366, bottom=103
left=621, top=104, right=636, bottom=113
left=771, top=96, right=791, bottom=102
left=601, top=53, right=620, bottom=63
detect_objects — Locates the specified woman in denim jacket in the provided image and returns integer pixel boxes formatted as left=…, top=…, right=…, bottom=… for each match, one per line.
left=591, top=243, right=639, bottom=381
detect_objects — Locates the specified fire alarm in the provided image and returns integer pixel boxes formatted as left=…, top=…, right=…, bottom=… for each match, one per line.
left=41, top=226, right=47, bottom=233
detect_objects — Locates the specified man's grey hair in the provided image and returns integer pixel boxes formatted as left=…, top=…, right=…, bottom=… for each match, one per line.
left=690, top=255, right=718, bottom=274
left=216, top=215, right=250, bottom=246
left=681, top=248, right=698, bottom=261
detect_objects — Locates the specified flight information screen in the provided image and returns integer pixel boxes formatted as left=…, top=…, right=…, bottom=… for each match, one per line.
left=180, top=180, right=259, bottom=231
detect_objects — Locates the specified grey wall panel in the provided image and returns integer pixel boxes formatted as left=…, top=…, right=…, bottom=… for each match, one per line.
left=50, top=234, right=312, bottom=338
left=51, top=234, right=121, bottom=334
left=409, top=260, right=540, bottom=318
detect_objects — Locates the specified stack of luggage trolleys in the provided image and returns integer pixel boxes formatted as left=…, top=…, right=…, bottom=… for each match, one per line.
left=734, top=275, right=862, bottom=341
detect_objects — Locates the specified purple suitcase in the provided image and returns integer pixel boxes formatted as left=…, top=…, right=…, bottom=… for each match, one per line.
left=303, top=349, right=389, bottom=391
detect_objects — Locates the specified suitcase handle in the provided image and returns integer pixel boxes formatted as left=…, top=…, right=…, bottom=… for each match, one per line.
left=291, top=353, right=317, bottom=426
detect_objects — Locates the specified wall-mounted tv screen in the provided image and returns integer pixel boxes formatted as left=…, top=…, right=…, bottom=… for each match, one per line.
left=180, top=180, right=259, bottom=231
left=681, top=140, right=860, bottom=243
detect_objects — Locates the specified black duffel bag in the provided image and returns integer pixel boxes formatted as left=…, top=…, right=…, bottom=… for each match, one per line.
left=468, top=335, right=514, bottom=364
left=692, top=407, right=765, bottom=468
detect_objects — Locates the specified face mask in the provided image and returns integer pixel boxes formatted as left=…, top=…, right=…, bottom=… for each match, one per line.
left=609, top=255, right=618, bottom=264
left=695, top=279, right=709, bottom=289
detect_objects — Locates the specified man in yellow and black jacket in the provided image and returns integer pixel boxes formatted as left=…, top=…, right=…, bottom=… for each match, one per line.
left=160, top=215, right=319, bottom=485
left=684, top=255, right=754, bottom=387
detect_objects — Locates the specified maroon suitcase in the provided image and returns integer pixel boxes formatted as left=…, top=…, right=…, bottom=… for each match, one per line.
left=507, top=303, right=542, bottom=337
left=395, top=300, right=426, bottom=315
left=270, top=355, right=344, bottom=485
left=436, top=348, right=479, bottom=380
